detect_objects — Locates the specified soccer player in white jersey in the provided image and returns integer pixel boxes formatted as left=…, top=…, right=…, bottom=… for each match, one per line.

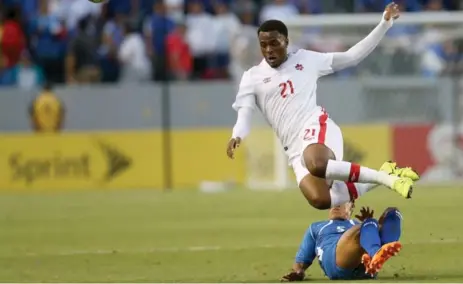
left=226, top=2, right=420, bottom=210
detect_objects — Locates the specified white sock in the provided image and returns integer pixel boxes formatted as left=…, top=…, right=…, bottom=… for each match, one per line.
left=325, top=160, right=398, bottom=188
left=330, top=181, right=378, bottom=207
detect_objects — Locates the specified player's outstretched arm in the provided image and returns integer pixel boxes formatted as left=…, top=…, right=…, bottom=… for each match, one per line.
left=227, top=71, right=256, bottom=159
left=330, top=2, right=399, bottom=71
left=281, top=225, right=317, bottom=282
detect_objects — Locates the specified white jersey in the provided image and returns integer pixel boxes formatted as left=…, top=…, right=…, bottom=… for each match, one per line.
left=232, top=49, right=334, bottom=158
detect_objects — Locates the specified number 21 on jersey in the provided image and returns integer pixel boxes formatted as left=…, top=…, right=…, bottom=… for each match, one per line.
left=279, top=80, right=294, bottom=98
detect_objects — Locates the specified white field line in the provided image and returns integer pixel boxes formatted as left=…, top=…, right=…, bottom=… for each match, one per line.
left=10, top=238, right=461, bottom=257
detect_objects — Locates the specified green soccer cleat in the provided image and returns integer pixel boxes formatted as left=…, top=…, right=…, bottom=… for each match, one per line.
left=391, top=177, right=414, bottom=199
left=380, top=161, right=420, bottom=182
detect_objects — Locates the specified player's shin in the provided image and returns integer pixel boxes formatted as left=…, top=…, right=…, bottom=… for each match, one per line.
left=329, top=181, right=377, bottom=207
left=325, top=160, right=398, bottom=188
left=379, top=209, right=402, bottom=244
left=360, top=218, right=382, bottom=258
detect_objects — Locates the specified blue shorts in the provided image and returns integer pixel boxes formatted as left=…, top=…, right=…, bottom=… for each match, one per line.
left=320, top=242, right=375, bottom=280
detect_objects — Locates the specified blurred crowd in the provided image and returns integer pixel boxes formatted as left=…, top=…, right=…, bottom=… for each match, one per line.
left=0, top=0, right=462, bottom=89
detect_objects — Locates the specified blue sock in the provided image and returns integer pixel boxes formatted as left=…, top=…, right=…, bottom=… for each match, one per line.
left=360, top=218, right=381, bottom=257
left=380, top=209, right=402, bottom=244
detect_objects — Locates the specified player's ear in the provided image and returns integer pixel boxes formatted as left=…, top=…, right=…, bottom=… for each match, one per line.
left=285, top=37, right=289, bottom=47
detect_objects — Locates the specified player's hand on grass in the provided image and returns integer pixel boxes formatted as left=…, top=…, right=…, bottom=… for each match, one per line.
left=355, top=206, right=374, bottom=222
left=280, top=270, right=305, bottom=282
left=226, top=137, right=241, bottom=159
left=384, top=2, right=400, bottom=21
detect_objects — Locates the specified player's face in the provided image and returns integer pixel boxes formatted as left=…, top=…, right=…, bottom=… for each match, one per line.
left=258, top=31, right=288, bottom=68
left=329, top=202, right=354, bottom=220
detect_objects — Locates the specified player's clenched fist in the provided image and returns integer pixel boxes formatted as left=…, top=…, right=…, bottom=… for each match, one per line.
left=384, top=2, right=400, bottom=21
left=227, top=137, right=241, bottom=159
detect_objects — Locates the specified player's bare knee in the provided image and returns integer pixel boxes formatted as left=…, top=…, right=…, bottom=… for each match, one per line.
left=303, top=153, right=329, bottom=178
left=303, top=144, right=334, bottom=178
left=308, top=195, right=331, bottom=210
left=302, top=187, right=330, bottom=209
left=299, top=176, right=331, bottom=210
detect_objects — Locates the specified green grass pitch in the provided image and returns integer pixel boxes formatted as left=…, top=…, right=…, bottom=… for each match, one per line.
left=0, top=186, right=462, bottom=282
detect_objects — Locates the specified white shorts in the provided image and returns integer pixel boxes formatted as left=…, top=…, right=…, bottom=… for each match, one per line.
left=290, top=110, right=344, bottom=186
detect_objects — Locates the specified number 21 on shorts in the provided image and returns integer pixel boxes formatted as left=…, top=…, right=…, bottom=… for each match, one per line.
left=304, top=128, right=316, bottom=141
left=279, top=80, right=294, bottom=98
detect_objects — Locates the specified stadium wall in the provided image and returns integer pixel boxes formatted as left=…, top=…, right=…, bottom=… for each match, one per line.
left=0, top=77, right=459, bottom=190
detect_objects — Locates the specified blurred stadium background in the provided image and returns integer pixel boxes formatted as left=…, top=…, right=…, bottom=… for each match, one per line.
left=0, top=0, right=463, bottom=282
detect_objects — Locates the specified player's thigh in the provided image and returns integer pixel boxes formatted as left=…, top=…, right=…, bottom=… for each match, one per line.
left=335, top=224, right=364, bottom=270
left=300, top=117, right=344, bottom=164
left=291, top=157, right=331, bottom=202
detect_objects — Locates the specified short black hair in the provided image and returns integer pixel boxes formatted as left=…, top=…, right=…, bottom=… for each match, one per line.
left=257, top=20, right=288, bottom=37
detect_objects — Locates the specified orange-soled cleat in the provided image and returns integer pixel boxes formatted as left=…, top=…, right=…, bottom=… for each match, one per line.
left=361, top=253, right=374, bottom=275
left=366, top=241, right=402, bottom=275
left=361, top=253, right=372, bottom=267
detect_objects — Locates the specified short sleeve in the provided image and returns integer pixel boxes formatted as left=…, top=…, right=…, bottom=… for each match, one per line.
left=301, top=50, right=334, bottom=77
left=232, top=70, right=256, bottom=111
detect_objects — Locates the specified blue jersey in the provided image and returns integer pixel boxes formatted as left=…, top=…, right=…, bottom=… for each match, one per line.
left=295, top=218, right=372, bottom=280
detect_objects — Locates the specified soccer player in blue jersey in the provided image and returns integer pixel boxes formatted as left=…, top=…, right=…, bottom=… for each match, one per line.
left=281, top=202, right=403, bottom=281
